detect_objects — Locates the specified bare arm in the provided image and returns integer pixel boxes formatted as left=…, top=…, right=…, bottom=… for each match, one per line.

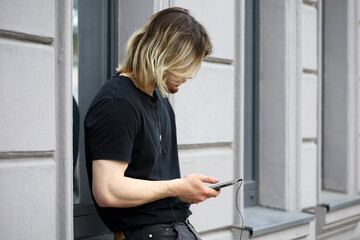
left=92, top=159, right=220, bottom=208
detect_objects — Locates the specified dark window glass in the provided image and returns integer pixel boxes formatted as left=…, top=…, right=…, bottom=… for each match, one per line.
left=244, top=0, right=259, bottom=207
left=72, top=0, right=117, bottom=238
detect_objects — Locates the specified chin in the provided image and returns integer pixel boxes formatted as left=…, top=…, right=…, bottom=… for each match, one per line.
left=168, top=86, right=179, bottom=94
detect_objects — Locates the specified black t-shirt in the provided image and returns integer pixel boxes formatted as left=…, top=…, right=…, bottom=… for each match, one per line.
left=84, top=74, right=191, bottom=232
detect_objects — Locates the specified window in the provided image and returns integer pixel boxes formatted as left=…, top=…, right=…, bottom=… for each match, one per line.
left=244, top=0, right=259, bottom=207
left=72, top=0, right=118, bottom=238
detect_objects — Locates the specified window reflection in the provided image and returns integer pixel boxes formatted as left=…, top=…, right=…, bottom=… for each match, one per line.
left=72, top=0, right=80, bottom=204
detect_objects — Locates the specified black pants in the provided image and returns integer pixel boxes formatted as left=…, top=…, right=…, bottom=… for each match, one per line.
left=123, top=220, right=202, bottom=240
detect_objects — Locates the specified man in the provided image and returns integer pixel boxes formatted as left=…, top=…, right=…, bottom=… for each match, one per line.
left=85, top=7, right=220, bottom=239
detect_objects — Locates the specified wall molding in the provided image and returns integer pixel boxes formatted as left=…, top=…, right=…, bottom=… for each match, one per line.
left=178, top=142, right=231, bottom=150
left=303, top=68, right=318, bottom=75
left=303, top=0, right=318, bottom=8
left=0, top=30, right=54, bottom=45
left=204, top=56, right=233, bottom=65
left=0, top=151, right=54, bottom=159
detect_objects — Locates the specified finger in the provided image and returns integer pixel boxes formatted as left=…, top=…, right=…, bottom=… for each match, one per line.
left=199, top=175, right=219, bottom=184
left=213, top=189, right=221, bottom=197
left=202, top=188, right=221, bottom=198
left=212, top=188, right=221, bottom=194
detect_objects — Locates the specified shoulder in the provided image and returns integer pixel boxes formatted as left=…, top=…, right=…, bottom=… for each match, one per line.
left=85, top=82, right=141, bottom=128
left=87, top=75, right=141, bottom=113
left=86, top=97, right=139, bottom=124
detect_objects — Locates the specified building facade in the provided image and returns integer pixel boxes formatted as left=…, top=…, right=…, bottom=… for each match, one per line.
left=1, top=0, right=360, bottom=239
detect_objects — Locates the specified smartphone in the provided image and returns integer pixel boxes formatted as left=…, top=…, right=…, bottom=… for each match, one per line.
left=209, top=178, right=242, bottom=190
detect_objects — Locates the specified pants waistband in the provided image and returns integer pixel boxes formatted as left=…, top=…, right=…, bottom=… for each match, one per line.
left=125, top=219, right=190, bottom=234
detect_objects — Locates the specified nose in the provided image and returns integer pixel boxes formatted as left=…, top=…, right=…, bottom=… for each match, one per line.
left=179, top=78, right=187, bottom=84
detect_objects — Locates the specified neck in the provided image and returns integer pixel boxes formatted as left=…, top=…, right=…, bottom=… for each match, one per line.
left=120, top=72, right=155, bottom=96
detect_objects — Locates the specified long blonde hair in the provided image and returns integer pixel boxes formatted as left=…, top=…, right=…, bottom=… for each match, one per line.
left=117, top=7, right=212, bottom=97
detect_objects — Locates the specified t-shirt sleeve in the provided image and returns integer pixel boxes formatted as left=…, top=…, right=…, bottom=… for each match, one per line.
left=85, top=98, right=138, bottom=163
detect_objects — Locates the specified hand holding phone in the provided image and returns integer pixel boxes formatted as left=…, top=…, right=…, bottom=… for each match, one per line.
left=209, top=178, right=242, bottom=190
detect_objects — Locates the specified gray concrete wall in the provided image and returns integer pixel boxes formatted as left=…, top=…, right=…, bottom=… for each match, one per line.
left=0, top=0, right=73, bottom=239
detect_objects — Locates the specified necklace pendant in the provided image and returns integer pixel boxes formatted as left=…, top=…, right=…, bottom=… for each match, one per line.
left=160, top=134, right=162, bottom=142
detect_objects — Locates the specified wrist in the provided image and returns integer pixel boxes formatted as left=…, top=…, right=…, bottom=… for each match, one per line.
left=167, top=178, right=182, bottom=197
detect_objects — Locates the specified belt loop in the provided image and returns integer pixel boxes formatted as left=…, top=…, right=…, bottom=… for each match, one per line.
left=184, top=220, right=201, bottom=239
left=169, top=222, right=181, bottom=240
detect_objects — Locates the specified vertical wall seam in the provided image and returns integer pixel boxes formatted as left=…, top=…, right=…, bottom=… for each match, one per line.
left=55, top=0, right=73, bottom=239
left=233, top=0, right=245, bottom=230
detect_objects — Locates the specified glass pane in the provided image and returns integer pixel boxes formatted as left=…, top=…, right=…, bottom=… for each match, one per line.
left=73, top=0, right=116, bottom=238
left=244, top=0, right=259, bottom=207
left=73, top=0, right=79, bottom=102
left=244, top=0, right=255, bottom=181
left=72, top=0, right=80, bottom=204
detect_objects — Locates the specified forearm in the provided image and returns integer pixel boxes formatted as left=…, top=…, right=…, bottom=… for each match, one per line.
left=92, top=160, right=220, bottom=208
left=92, top=160, right=176, bottom=208
left=98, top=176, right=180, bottom=208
